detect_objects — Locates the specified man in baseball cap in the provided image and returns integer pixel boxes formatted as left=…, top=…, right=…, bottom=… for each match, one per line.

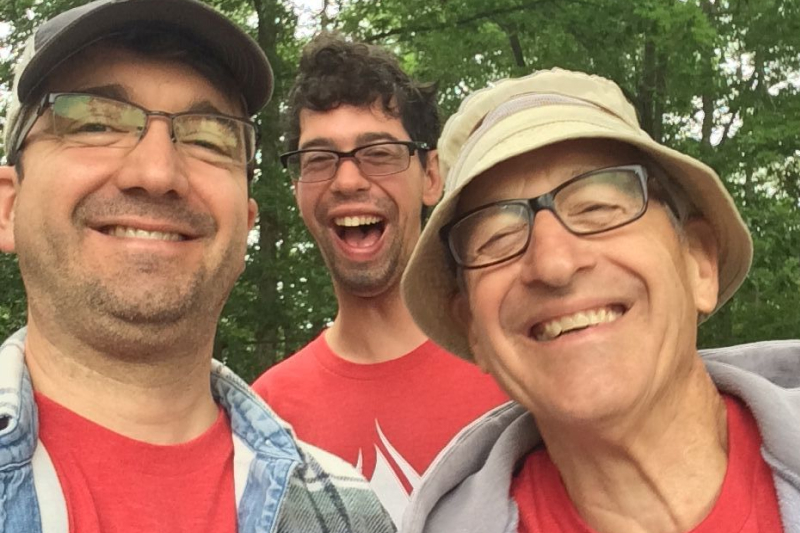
left=400, top=69, right=800, bottom=533
left=0, top=1, right=393, bottom=531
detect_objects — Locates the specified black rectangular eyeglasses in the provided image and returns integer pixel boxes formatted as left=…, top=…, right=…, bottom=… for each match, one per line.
left=441, top=165, right=651, bottom=269
left=280, top=140, right=430, bottom=182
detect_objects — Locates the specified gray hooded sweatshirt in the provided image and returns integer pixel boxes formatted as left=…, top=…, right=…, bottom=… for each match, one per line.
left=400, top=340, right=800, bottom=533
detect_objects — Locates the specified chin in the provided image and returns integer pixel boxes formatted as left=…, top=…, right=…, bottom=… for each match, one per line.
left=522, top=381, right=641, bottom=430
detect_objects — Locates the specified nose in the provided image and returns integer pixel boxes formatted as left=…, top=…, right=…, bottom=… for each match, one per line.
left=328, top=156, right=371, bottom=194
left=112, top=116, right=190, bottom=197
left=518, top=210, right=595, bottom=287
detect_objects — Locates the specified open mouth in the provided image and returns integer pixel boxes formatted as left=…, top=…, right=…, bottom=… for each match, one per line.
left=333, top=215, right=386, bottom=249
left=100, top=225, right=187, bottom=242
left=530, top=305, right=627, bottom=342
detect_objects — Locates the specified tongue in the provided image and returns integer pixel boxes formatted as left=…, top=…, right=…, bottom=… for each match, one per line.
left=341, top=225, right=382, bottom=248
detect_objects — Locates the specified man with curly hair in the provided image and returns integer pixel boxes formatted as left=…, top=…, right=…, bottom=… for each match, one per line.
left=252, top=32, right=507, bottom=525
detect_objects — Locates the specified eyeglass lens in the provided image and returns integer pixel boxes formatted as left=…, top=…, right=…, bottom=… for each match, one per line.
left=449, top=167, right=647, bottom=268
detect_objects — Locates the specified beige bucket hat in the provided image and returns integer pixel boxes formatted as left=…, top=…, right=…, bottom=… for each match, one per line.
left=401, top=68, right=753, bottom=361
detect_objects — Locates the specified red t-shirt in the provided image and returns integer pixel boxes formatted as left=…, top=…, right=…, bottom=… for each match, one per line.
left=252, top=334, right=508, bottom=521
left=36, top=393, right=237, bottom=533
left=511, top=395, right=783, bottom=533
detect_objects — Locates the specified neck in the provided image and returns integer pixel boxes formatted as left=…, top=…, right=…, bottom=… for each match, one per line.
left=540, top=360, right=728, bottom=533
left=24, top=318, right=219, bottom=445
left=327, top=283, right=429, bottom=364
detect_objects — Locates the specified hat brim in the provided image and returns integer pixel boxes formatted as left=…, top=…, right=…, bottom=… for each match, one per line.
left=18, top=0, right=272, bottom=115
left=402, top=105, right=753, bottom=361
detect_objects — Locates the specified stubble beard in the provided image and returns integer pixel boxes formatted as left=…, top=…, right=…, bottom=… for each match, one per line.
left=320, top=230, right=407, bottom=298
left=21, top=242, right=240, bottom=359
left=17, top=210, right=244, bottom=360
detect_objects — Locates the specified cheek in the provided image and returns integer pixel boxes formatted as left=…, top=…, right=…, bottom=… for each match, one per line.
left=15, top=183, right=64, bottom=234
left=294, top=187, right=324, bottom=224
left=219, top=196, right=253, bottom=238
left=465, top=268, right=520, bottom=348
left=641, top=239, right=696, bottom=315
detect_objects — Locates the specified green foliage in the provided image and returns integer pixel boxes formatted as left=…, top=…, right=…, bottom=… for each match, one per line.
left=333, top=0, right=800, bottom=349
left=1, top=0, right=798, bottom=383
left=0, top=254, right=25, bottom=335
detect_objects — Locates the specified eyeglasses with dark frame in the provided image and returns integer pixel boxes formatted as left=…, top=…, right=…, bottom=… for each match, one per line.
left=280, top=140, right=430, bottom=183
left=441, top=165, right=652, bottom=269
left=14, top=92, right=257, bottom=166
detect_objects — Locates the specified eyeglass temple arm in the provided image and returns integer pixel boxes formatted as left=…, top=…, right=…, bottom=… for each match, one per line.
left=8, top=96, right=51, bottom=164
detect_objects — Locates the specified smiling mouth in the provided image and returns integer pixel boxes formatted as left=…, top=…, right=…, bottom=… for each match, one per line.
left=333, top=215, right=386, bottom=248
left=101, top=225, right=186, bottom=242
left=531, top=305, right=626, bottom=342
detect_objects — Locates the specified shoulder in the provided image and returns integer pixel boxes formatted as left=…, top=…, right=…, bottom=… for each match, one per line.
left=252, top=339, right=322, bottom=393
left=277, top=442, right=396, bottom=533
left=701, top=339, right=800, bottom=389
left=701, top=339, right=800, bottom=360
left=402, top=401, right=532, bottom=533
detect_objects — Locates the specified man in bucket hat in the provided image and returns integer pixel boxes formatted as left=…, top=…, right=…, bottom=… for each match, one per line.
left=0, top=1, right=393, bottom=532
left=400, top=69, right=800, bottom=533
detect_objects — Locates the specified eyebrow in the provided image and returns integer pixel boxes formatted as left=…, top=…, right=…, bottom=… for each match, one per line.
left=67, top=84, right=231, bottom=115
left=299, top=131, right=403, bottom=150
left=72, top=84, right=129, bottom=101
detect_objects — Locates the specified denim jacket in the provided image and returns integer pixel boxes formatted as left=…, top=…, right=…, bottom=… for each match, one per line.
left=0, top=328, right=395, bottom=533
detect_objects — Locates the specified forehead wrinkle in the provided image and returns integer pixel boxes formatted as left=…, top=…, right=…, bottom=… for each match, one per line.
left=298, top=136, right=337, bottom=150
left=42, top=45, right=243, bottom=117
left=183, top=100, right=231, bottom=116
left=299, top=131, right=402, bottom=151
left=355, top=131, right=402, bottom=145
left=54, top=84, right=232, bottom=116
left=454, top=140, right=649, bottom=223
left=64, top=84, right=129, bottom=101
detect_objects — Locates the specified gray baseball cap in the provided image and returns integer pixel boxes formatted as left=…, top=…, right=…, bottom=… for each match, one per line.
left=4, top=0, right=273, bottom=164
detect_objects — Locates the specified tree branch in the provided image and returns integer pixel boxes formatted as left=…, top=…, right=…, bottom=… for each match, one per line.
left=363, top=0, right=566, bottom=43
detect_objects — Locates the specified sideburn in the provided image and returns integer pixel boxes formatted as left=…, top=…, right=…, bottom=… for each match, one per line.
left=15, top=158, right=24, bottom=183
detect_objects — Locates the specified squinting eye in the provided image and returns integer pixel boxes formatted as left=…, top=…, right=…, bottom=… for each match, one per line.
left=575, top=202, right=621, bottom=213
left=176, top=117, right=240, bottom=159
left=362, top=148, right=393, bottom=157
left=66, top=120, right=122, bottom=134
left=184, top=134, right=230, bottom=155
left=360, top=146, right=402, bottom=160
left=474, top=224, right=527, bottom=255
left=301, top=153, right=337, bottom=168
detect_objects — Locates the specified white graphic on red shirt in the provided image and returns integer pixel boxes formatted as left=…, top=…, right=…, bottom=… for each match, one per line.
left=354, top=420, right=422, bottom=525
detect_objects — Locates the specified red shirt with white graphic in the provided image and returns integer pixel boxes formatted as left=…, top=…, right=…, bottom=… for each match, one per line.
left=252, top=333, right=508, bottom=524
left=511, top=395, right=783, bottom=533
left=36, top=392, right=237, bottom=533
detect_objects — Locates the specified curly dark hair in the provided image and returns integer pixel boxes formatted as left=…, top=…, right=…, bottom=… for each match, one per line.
left=285, top=32, right=440, bottom=167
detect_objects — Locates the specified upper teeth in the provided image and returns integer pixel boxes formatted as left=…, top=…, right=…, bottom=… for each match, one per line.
left=335, top=215, right=382, bottom=227
left=107, top=226, right=184, bottom=241
left=535, top=307, right=623, bottom=341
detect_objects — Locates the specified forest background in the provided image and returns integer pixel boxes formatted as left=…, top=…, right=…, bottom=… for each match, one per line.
left=1, top=0, right=798, bottom=383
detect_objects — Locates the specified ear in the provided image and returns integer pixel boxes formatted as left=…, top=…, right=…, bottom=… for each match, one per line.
left=0, top=166, right=18, bottom=253
left=247, top=198, right=258, bottom=231
left=450, top=288, right=489, bottom=373
left=421, top=150, right=444, bottom=207
left=683, top=218, right=719, bottom=314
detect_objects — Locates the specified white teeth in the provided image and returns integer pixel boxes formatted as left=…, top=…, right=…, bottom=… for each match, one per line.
left=335, top=215, right=382, bottom=227
left=535, top=307, right=622, bottom=341
left=107, top=226, right=184, bottom=241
